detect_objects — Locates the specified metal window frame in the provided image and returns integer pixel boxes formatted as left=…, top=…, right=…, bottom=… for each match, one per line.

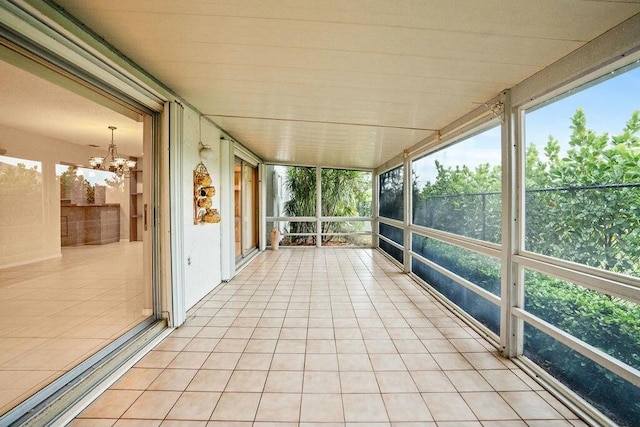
left=264, top=164, right=375, bottom=249
left=374, top=14, right=640, bottom=425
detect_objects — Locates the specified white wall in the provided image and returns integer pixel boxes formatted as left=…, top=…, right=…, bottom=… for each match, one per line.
left=0, top=124, right=130, bottom=268
left=180, top=109, right=223, bottom=309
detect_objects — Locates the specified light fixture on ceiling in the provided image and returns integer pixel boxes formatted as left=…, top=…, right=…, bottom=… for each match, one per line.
left=88, top=126, right=136, bottom=177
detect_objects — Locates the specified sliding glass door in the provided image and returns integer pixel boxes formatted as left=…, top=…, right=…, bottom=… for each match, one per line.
left=0, top=56, right=155, bottom=419
left=234, top=157, right=258, bottom=261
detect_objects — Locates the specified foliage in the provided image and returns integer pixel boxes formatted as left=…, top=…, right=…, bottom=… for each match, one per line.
left=524, top=324, right=640, bottom=427
left=412, top=235, right=501, bottom=295
left=59, top=166, right=97, bottom=205
left=408, top=109, right=640, bottom=276
left=0, top=160, right=43, bottom=226
left=526, top=109, right=640, bottom=275
left=413, top=160, right=502, bottom=243
left=104, top=174, right=125, bottom=191
left=399, top=108, right=640, bottom=426
left=378, top=166, right=404, bottom=221
left=525, top=270, right=640, bottom=425
left=412, top=257, right=501, bottom=334
left=283, top=167, right=372, bottom=244
left=283, top=167, right=316, bottom=218
left=525, top=271, right=640, bottom=369
left=321, top=168, right=371, bottom=218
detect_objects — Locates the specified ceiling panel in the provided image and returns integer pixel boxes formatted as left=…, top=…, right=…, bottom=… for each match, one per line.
left=212, top=115, right=432, bottom=169
left=54, top=0, right=640, bottom=169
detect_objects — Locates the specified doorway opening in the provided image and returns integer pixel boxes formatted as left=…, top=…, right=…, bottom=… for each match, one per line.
left=234, top=157, right=258, bottom=262
left=0, top=55, right=156, bottom=419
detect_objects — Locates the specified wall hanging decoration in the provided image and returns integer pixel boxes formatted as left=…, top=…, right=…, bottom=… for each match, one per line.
left=194, top=162, right=220, bottom=224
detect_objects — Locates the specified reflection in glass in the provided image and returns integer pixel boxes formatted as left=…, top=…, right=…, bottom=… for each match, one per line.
left=378, top=166, right=404, bottom=221
left=380, top=240, right=403, bottom=264
left=0, top=156, right=149, bottom=416
left=413, top=235, right=501, bottom=296
left=412, top=257, right=500, bottom=334
left=1, top=156, right=44, bottom=265
left=379, top=223, right=403, bottom=245
left=412, top=126, right=501, bottom=243
left=379, top=223, right=404, bottom=263
left=235, top=159, right=258, bottom=259
left=524, top=270, right=640, bottom=371
left=57, top=164, right=124, bottom=206
left=0, top=155, right=43, bottom=226
left=524, top=324, right=640, bottom=426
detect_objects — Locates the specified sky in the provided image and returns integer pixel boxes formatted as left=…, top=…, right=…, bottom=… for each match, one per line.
left=0, top=155, right=40, bottom=171
left=0, top=156, right=115, bottom=185
left=55, top=164, right=119, bottom=186
left=413, top=61, right=640, bottom=187
left=0, top=158, right=120, bottom=186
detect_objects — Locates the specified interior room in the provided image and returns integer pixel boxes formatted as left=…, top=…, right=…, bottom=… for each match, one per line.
left=0, top=59, right=152, bottom=415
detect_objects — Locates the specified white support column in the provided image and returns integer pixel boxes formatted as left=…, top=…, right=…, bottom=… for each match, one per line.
left=316, top=166, right=322, bottom=248
left=259, top=163, right=266, bottom=252
left=168, top=101, right=185, bottom=327
left=403, top=154, right=411, bottom=273
left=372, top=170, right=379, bottom=248
left=500, top=89, right=522, bottom=358
left=220, top=137, right=235, bottom=280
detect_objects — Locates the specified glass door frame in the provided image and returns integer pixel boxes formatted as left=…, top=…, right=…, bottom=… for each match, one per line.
left=0, top=10, right=164, bottom=423
left=234, top=156, right=259, bottom=263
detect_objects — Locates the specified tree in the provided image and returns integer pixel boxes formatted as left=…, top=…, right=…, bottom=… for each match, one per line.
left=407, top=109, right=640, bottom=427
left=526, top=109, right=640, bottom=275
left=284, top=167, right=372, bottom=244
left=413, top=160, right=502, bottom=243
left=59, top=166, right=98, bottom=205
left=283, top=167, right=316, bottom=241
left=0, top=161, right=42, bottom=226
left=379, top=166, right=404, bottom=221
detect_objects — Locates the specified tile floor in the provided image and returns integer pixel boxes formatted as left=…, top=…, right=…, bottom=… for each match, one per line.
left=70, top=248, right=587, bottom=426
left=0, top=242, right=150, bottom=415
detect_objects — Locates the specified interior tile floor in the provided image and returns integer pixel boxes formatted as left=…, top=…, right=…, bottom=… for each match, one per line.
left=70, top=248, right=587, bottom=426
left=0, top=242, right=149, bottom=415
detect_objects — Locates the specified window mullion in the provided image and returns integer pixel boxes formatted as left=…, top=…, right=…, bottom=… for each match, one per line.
left=500, top=89, right=522, bottom=358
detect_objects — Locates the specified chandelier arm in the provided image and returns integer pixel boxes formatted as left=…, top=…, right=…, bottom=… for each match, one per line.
left=89, top=126, right=136, bottom=177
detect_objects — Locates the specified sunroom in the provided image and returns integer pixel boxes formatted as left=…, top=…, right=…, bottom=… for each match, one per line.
left=0, top=1, right=639, bottom=426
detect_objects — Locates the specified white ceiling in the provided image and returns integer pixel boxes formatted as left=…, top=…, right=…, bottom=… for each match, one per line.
left=0, top=60, right=143, bottom=158
left=35, top=1, right=640, bottom=168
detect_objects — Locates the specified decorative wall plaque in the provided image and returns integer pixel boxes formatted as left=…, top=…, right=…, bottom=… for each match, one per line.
left=194, top=162, right=220, bottom=224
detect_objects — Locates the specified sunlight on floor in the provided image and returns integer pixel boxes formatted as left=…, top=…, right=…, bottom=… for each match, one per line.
left=0, top=241, right=148, bottom=415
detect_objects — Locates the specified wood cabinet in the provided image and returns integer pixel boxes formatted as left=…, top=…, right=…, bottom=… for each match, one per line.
left=61, top=204, right=120, bottom=246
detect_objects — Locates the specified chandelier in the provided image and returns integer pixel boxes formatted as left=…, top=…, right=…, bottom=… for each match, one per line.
left=88, top=126, right=136, bottom=177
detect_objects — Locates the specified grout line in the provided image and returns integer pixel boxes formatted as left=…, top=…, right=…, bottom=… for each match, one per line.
left=50, top=327, right=174, bottom=427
